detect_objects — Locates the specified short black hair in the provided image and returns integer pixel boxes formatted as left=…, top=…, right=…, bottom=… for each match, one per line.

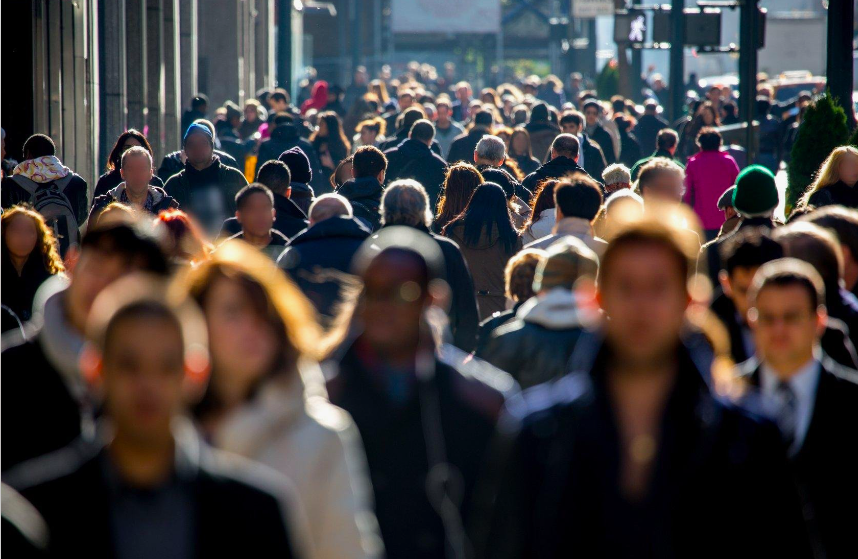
left=82, top=222, right=169, bottom=276
left=554, top=175, right=603, bottom=221
left=696, top=127, right=722, bottom=151
left=257, top=160, right=291, bottom=196
left=352, top=145, right=388, bottom=178
left=409, top=120, right=435, bottom=144
left=582, top=100, right=602, bottom=113
left=560, top=112, right=584, bottom=128
left=474, top=111, right=494, bottom=127
left=718, top=227, right=783, bottom=275
left=23, top=134, right=56, bottom=158
left=269, top=89, right=290, bottom=104
left=656, top=128, right=678, bottom=150
left=722, top=101, right=736, bottom=116
left=190, top=94, right=209, bottom=109
left=749, top=259, right=825, bottom=311
left=235, top=183, right=274, bottom=210
left=550, top=134, right=580, bottom=159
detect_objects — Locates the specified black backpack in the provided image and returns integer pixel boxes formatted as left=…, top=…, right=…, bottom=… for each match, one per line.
left=10, top=174, right=80, bottom=255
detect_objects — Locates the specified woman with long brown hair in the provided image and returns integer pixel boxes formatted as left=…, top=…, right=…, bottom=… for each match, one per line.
left=311, top=111, right=352, bottom=178
left=93, top=129, right=162, bottom=198
left=508, top=127, right=541, bottom=176
left=522, top=178, right=559, bottom=244
left=433, top=162, right=484, bottom=233
left=1, top=206, right=65, bottom=325
left=182, top=240, right=381, bottom=559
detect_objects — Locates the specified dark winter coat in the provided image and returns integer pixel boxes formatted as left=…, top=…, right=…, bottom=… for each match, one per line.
left=218, top=193, right=308, bottom=240
left=384, top=139, right=448, bottom=208
left=475, top=302, right=524, bottom=356
left=277, top=216, right=370, bottom=323
left=807, top=181, right=858, bottom=209
left=378, top=131, right=443, bottom=156
left=474, top=340, right=815, bottom=559
left=338, top=176, right=385, bottom=232
left=4, top=429, right=300, bottom=558
left=523, top=121, right=560, bottom=163
left=93, top=168, right=164, bottom=199
left=89, top=183, right=179, bottom=221
left=325, top=338, right=515, bottom=559
left=618, top=127, right=642, bottom=169
left=736, top=357, right=858, bottom=559
left=255, top=124, right=325, bottom=191
left=512, top=154, right=540, bottom=177
left=163, top=157, right=249, bottom=233
left=1, top=250, right=56, bottom=324
left=476, top=165, right=532, bottom=203
left=579, top=134, right=608, bottom=184
left=630, top=148, right=684, bottom=181
left=586, top=124, right=616, bottom=164
left=446, top=127, right=491, bottom=165
left=699, top=217, right=775, bottom=286
left=222, top=229, right=289, bottom=261
left=522, top=156, right=591, bottom=195
left=156, top=149, right=240, bottom=183
left=632, top=113, right=669, bottom=155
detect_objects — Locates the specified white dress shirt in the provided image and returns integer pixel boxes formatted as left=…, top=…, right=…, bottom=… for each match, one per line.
left=760, top=357, right=821, bottom=455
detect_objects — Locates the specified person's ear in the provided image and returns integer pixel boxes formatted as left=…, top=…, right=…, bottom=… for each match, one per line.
left=235, top=210, right=242, bottom=223
left=120, top=167, right=126, bottom=180
left=816, top=306, right=828, bottom=338
left=271, top=207, right=276, bottom=219
left=285, top=186, right=292, bottom=199
left=79, top=344, right=103, bottom=388
left=183, top=347, right=211, bottom=404
left=718, top=270, right=732, bottom=297
left=377, top=169, right=386, bottom=184
left=747, top=307, right=759, bottom=330
left=473, top=152, right=479, bottom=164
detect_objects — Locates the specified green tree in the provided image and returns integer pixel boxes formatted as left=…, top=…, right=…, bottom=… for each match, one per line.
left=787, top=92, right=850, bottom=208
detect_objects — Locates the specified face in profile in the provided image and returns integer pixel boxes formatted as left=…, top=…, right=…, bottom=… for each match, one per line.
left=101, top=313, right=186, bottom=441
left=598, top=243, right=689, bottom=365
left=749, top=284, right=823, bottom=369
left=721, top=266, right=758, bottom=321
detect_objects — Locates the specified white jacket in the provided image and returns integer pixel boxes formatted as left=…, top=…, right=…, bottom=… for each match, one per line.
left=522, top=208, right=556, bottom=244
left=215, top=362, right=383, bottom=559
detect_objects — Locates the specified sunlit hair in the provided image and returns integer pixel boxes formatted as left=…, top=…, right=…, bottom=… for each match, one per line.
left=527, top=178, right=559, bottom=227
left=355, top=115, right=387, bottom=137
left=434, top=162, right=484, bottom=231
left=800, top=145, right=858, bottom=207
left=92, top=202, right=136, bottom=229
left=105, top=129, right=153, bottom=171
left=508, top=127, right=534, bottom=158
left=381, top=179, right=433, bottom=228
left=311, top=111, right=351, bottom=153
left=180, top=239, right=321, bottom=367
left=154, top=209, right=212, bottom=266
left=369, top=79, right=389, bottom=104
left=504, top=248, right=545, bottom=302
left=1, top=206, right=65, bottom=275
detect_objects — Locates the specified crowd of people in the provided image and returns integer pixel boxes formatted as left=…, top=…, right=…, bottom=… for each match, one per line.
left=1, top=61, right=858, bottom=558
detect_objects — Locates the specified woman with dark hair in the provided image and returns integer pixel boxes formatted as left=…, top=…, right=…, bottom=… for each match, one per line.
left=183, top=240, right=380, bottom=559
left=480, top=88, right=502, bottom=111
left=1, top=206, right=65, bottom=325
left=680, top=101, right=720, bottom=160
left=522, top=178, right=559, bottom=243
left=93, top=129, right=163, bottom=198
left=433, top=162, right=484, bottom=233
left=442, top=182, right=523, bottom=319
left=311, top=111, right=351, bottom=178
left=508, top=127, right=540, bottom=176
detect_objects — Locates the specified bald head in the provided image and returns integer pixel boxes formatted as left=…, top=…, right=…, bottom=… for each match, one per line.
left=309, top=193, right=353, bottom=225
left=550, top=133, right=580, bottom=161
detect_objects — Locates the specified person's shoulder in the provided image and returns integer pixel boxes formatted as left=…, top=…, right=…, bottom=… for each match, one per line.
left=4, top=439, right=101, bottom=495
left=439, top=345, right=519, bottom=406
left=219, top=162, right=248, bottom=182
left=491, top=317, right=528, bottom=340
left=503, top=372, right=593, bottom=429
left=820, top=356, right=858, bottom=390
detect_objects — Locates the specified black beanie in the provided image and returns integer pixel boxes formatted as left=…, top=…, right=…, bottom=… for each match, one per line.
left=278, top=147, right=312, bottom=183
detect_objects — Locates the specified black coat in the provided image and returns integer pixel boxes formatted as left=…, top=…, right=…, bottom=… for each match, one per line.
left=807, top=181, right=858, bottom=209
left=446, top=128, right=490, bottom=165
left=579, top=134, right=608, bottom=184
left=522, top=156, right=591, bottom=194
left=474, top=340, right=815, bottom=559
left=277, top=216, right=370, bottom=322
left=512, top=154, right=540, bottom=177
left=618, top=128, right=642, bottom=169
left=163, top=158, right=249, bottom=233
left=93, top=168, right=164, bottom=199
left=255, top=125, right=325, bottom=191
left=218, top=193, right=308, bottom=240
left=156, top=149, right=240, bottom=183
left=384, top=139, right=449, bottom=208
left=222, top=229, right=290, bottom=261
left=587, top=124, right=616, bottom=164
left=338, top=176, right=385, bottom=232
left=3, top=433, right=299, bottom=558
left=1, top=250, right=55, bottom=324
left=699, top=217, right=776, bottom=286
left=326, top=339, right=514, bottom=559
left=633, top=113, right=669, bottom=156
left=737, top=357, right=858, bottom=559
left=474, top=303, right=522, bottom=356
left=378, top=131, right=443, bottom=156
left=475, top=165, right=532, bottom=202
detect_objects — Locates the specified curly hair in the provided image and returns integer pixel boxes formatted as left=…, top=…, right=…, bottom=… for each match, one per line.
left=1, top=205, right=65, bottom=275
left=504, top=248, right=545, bottom=302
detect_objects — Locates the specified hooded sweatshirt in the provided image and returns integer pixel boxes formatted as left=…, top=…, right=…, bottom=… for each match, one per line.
left=2, top=156, right=89, bottom=226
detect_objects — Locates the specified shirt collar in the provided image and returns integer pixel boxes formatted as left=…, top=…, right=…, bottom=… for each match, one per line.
left=759, top=355, right=820, bottom=399
left=553, top=217, right=593, bottom=237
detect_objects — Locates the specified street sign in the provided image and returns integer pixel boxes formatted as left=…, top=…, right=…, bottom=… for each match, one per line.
left=573, top=0, right=614, bottom=19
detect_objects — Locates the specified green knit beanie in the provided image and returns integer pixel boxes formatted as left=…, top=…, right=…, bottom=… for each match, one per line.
left=732, top=165, right=778, bottom=217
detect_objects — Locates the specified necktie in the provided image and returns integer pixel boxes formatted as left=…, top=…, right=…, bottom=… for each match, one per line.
left=775, top=381, right=798, bottom=449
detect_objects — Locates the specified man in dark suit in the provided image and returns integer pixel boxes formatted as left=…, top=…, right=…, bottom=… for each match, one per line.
left=740, top=258, right=858, bottom=559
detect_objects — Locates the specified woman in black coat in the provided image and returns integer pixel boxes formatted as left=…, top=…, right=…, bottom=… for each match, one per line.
left=93, top=129, right=164, bottom=198
left=1, top=206, right=65, bottom=326
left=311, top=111, right=351, bottom=179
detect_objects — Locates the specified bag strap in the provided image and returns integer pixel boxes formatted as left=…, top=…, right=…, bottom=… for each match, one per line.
left=10, top=174, right=74, bottom=196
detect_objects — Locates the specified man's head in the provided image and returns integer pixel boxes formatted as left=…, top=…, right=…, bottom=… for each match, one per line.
left=637, top=159, right=685, bottom=203
left=85, top=276, right=208, bottom=444
left=473, top=111, right=494, bottom=130
left=602, top=163, right=631, bottom=194
left=455, top=82, right=472, bottom=102
left=532, top=236, right=599, bottom=294
left=656, top=128, right=679, bottom=155
left=732, top=165, right=778, bottom=219
left=773, top=222, right=844, bottom=299
left=268, top=89, right=290, bottom=112
left=549, top=133, right=580, bottom=161
left=67, top=221, right=169, bottom=335
left=398, top=107, right=426, bottom=134
left=256, top=159, right=291, bottom=197
left=747, top=258, right=827, bottom=374
left=182, top=122, right=214, bottom=167
left=436, top=97, right=452, bottom=123
left=235, top=184, right=275, bottom=238
left=644, top=99, right=659, bottom=115
left=190, top=94, right=209, bottom=113
left=398, top=90, right=414, bottom=111
left=696, top=127, right=722, bottom=152
left=381, top=179, right=433, bottom=229
left=598, top=217, right=696, bottom=366
left=23, top=134, right=56, bottom=161
left=799, top=206, right=858, bottom=292
left=409, top=119, right=436, bottom=147
left=718, top=228, right=784, bottom=320
left=474, top=135, right=506, bottom=167
left=582, top=100, right=602, bottom=127
left=119, top=147, right=154, bottom=192
left=308, top=193, right=353, bottom=226
left=278, top=146, right=312, bottom=184
left=554, top=175, right=603, bottom=224
left=352, top=145, right=388, bottom=182
left=559, top=111, right=584, bottom=135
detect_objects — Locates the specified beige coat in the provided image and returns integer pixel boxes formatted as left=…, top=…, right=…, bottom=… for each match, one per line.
left=215, top=362, right=383, bottom=559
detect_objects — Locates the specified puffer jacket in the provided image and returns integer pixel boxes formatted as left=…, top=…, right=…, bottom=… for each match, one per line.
left=214, top=363, right=384, bottom=559
left=477, top=288, right=598, bottom=389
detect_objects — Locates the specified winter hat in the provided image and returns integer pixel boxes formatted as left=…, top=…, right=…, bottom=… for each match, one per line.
left=278, top=147, right=312, bottom=183
left=717, top=186, right=735, bottom=210
left=532, top=236, right=599, bottom=292
left=732, top=165, right=778, bottom=217
left=183, top=122, right=213, bottom=146
left=223, top=101, right=242, bottom=122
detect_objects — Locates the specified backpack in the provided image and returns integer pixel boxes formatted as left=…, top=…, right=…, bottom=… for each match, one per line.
left=11, top=174, right=80, bottom=255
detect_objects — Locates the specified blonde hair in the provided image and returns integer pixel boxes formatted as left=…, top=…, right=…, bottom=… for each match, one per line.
left=504, top=248, right=546, bottom=301
left=800, top=146, right=858, bottom=207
